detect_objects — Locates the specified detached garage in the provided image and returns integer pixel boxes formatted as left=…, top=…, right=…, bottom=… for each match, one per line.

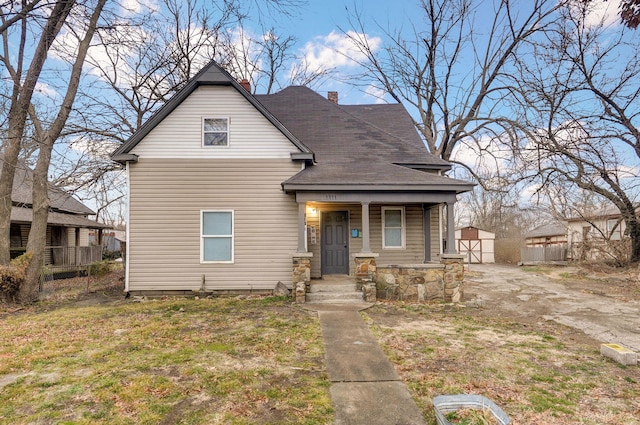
left=455, top=226, right=495, bottom=264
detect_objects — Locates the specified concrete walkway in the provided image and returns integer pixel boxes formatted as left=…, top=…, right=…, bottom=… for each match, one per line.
left=305, top=303, right=426, bottom=425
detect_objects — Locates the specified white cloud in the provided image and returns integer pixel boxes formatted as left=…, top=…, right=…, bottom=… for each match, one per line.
left=221, top=26, right=263, bottom=79
left=34, top=82, right=59, bottom=98
left=451, top=134, right=513, bottom=175
left=120, top=0, right=158, bottom=15
left=298, top=30, right=382, bottom=72
left=69, top=135, right=118, bottom=158
left=573, top=0, right=622, bottom=28
left=364, top=84, right=386, bottom=104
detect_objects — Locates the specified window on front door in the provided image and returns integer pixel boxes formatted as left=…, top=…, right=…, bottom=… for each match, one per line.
left=382, top=207, right=405, bottom=249
left=201, top=210, right=234, bottom=262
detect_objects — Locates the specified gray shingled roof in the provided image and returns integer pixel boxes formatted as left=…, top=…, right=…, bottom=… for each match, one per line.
left=3, top=156, right=95, bottom=216
left=255, top=87, right=472, bottom=191
left=525, top=223, right=567, bottom=238
left=111, top=60, right=473, bottom=193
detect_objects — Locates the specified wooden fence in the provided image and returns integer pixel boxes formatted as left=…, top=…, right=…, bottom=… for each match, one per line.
left=520, top=245, right=568, bottom=263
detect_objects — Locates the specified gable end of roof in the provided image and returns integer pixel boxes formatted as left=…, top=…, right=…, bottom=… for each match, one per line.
left=111, top=61, right=312, bottom=160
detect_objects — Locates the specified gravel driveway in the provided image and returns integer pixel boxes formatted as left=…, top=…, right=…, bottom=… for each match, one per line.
left=464, top=263, right=640, bottom=352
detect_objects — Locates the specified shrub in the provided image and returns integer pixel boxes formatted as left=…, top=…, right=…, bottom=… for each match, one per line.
left=87, top=260, right=112, bottom=277
left=102, top=250, right=122, bottom=261
left=0, top=252, right=32, bottom=303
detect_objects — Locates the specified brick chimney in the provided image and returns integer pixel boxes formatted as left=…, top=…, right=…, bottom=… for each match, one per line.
left=240, top=78, right=251, bottom=92
left=327, top=91, right=338, bottom=104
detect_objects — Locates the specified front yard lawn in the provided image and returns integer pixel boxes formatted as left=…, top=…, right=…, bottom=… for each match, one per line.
left=0, top=296, right=332, bottom=425
left=2, top=270, right=639, bottom=424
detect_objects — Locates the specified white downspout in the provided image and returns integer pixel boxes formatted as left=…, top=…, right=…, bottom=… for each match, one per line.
left=124, top=161, right=131, bottom=292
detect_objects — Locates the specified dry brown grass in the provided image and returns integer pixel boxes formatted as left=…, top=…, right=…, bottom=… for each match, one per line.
left=364, top=302, right=640, bottom=425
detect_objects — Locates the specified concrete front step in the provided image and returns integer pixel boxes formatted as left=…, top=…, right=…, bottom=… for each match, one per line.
left=306, top=291, right=364, bottom=303
left=309, top=283, right=358, bottom=293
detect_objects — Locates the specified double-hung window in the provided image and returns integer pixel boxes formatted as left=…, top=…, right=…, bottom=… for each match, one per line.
left=382, top=207, right=405, bottom=249
left=201, top=211, right=234, bottom=262
left=202, top=117, right=229, bottom=147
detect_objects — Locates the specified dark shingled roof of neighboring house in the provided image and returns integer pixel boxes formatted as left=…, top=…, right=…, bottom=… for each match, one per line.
left=255, top=86, right=472, bottom=192
left=525, top=223, right=567, bottom=238
left=10, top=206, right=108, bottom=228
left=2, top=156, right=96, bottom=216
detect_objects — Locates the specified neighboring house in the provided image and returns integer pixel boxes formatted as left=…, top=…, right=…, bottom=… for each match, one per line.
left=525, top=223, right=567, bottom=247
left=454, top=226, right=495, bottom=264
left=567, top=206, right=636, bottom=261
left=4, top=156, right=108, bottom=269
left=89, top=229, right=125, bottom=253
left=111, top=61, right=474, bottom=297
left=521, top=223, right=568, bottom=264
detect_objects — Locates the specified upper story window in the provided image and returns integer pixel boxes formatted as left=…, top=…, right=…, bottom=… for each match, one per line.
left=203, top=117, right=229, bottom=147
left=382, top=207, right=405, bottom=249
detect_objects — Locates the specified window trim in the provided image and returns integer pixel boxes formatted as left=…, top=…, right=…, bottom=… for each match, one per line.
left=607, top=218, right=622, bottom=241
left=382, top=206, right=406, bottom=249
left=201, top=210, right=234, bottom=263
left=202, top=117, right=230, bottom=148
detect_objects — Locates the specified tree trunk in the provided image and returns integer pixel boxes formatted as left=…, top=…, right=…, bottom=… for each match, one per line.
left=17, top=0, right=107, bottom=303
left=0, top=0, right=76, bottom=265
left=20, top=140, right=54, bottom=303
left=628, top=218, right=640, bottom=264
left=0, top=123, right=27, bottom=264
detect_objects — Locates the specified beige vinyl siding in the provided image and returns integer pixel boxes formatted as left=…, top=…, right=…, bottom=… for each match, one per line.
left=371, top=204, right=425, bottom=265
left=131, top=86, right=298, bottom=159
left=128, top=158, right=300, bottom=291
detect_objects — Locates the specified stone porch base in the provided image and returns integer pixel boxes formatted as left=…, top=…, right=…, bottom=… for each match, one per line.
left=293, top=253, right=465, bottom=303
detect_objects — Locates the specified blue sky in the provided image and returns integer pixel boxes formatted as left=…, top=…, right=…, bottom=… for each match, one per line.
left=238, top=0, right=624, bottom=104
left=240, top=0, right=425, bottom=103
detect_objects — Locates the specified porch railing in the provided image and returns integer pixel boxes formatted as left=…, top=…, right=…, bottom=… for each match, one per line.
left=46, top=245, right=103, bottom=267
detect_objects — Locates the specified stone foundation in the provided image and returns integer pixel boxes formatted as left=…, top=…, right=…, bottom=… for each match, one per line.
left=375, top=255, right=465, bottom=303
left=293, top=252, right=464, bottom=304
left=354, top=253, right=379, bottom=302
left=442, top=254, right=465, bottom=302
left=292, top=253, right=313, bottom=303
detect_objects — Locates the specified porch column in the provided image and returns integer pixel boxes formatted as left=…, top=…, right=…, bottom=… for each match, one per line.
left=297, top=202, right=307, bottom=253
left=445, top=200, right=457, bottom=254
left=361, top=201, right=371, bottom=253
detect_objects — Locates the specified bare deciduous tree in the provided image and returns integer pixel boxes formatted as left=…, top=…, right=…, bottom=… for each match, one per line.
left=1, top=0, right=110, bottom=301
left=342, top=0, right=566, bottom=172
left=0, top=0, right=78, bottom=267
left=513, top=3, right=640, bottom=263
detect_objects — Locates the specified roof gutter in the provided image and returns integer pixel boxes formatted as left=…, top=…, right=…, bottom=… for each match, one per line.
left=282, top=182, right=475, bottom=194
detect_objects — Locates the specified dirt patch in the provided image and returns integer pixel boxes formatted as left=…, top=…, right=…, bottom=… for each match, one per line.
left=365, top=302, right=640, bottom=425
left=462, top=263, right=640, bottom=352
left=0, top=269, right=126, bottom=316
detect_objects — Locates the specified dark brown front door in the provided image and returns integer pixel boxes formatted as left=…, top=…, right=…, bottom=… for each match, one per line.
left=321, top=211, right=349, bottom=275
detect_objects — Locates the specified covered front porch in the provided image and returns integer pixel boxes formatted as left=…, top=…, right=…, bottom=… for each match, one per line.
left=289, top=191, right=466, bottom=303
